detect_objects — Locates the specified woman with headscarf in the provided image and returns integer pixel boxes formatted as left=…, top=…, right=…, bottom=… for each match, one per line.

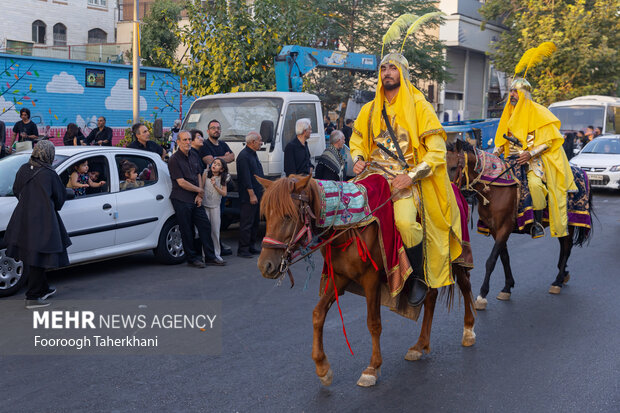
left=4, top=140, right=71, bottom=309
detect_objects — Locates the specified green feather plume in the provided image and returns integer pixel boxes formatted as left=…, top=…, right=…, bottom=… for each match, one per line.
left=381, top=13, right=418, bottom=58
left=400, top=11, right=444, bottom=53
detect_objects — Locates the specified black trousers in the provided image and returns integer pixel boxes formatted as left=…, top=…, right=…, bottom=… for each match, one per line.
left=25, top=264, right=48, bottom=300
left=171, top=198, right=216, bottom=262
left=238, top=201, right=260, bottom=254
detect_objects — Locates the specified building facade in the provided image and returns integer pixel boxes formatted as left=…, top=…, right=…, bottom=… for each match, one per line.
left=437, top=0, right=507, bottom=121
left=0, top=0, right=117, bottom=55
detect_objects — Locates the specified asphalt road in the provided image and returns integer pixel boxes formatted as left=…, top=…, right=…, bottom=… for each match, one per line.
left=3, top=190, right=619, bottom=412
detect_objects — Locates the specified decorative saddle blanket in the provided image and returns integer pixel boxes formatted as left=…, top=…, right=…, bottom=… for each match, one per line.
left=478, top=164, right=592, bottom=235
left=473, top=149, right=518, bottom=186
left=315, top=180, right=372, bottom=228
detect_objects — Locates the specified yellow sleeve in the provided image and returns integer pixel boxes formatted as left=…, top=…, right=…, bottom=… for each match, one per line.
left=535, top=123, right=563, bottom=152
left=421, top=133, right=446, bottom=172
left=350, top=103, right=372, bottom=161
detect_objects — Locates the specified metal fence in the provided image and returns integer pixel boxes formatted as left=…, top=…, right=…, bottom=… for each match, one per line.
left=3, top=43, right=131, bottom=64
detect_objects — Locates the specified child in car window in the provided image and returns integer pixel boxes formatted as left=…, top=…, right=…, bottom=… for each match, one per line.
left=202, top=158, right=228, bottom=264
left=67, top=159, right=105, bottom=197
left=119, top=160, right=145, bottom=191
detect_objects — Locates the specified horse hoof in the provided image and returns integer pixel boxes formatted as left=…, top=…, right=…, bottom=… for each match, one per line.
left=405, top=349, right=423, bottom=361
left=474, top=295, right=488, bottom=311
left=318, top=368, right=333, bottom=386
left=462, top=328, right=476, bottom=347
left=563, top=273, right=570, bottom=285
left=496, top=292, right=511, bottom=301
left=356, top=367, right=380, bottom=387
left=548, top=285, right=562, bottom=295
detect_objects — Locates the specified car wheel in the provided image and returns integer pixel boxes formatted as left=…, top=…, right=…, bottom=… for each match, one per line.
left=0, top=248, right=25, bottom=297
left=153, top=218, right=185, bottom=264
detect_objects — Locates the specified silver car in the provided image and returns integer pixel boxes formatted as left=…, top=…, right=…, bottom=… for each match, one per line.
left=570, top=135, right=620, bottom=190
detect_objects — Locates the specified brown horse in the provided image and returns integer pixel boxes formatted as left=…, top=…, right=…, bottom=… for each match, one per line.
left=446, top=140, right=593, bottom=310
left=256, top=174, right=476, bottom=387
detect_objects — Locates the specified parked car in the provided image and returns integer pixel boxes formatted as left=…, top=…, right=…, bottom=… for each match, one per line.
left=0, top=146, right=185, bottom=297
left=570, top=135, right=620, bottom=191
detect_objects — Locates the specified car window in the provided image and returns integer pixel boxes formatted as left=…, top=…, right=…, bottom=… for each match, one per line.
left=115, top=154, right=158, bottom=191
left=281, top=103, right=318, bottom=149
left=61, top=155, right=110, bottom=199
left=581, top=138, right=620, bottom=154
left=0, top=154, right=68, bottom=197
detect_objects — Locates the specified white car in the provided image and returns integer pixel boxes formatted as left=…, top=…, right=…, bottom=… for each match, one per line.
left=570, top=134, right=620, bottom=191
left=0, top=146, right=185, bottom=297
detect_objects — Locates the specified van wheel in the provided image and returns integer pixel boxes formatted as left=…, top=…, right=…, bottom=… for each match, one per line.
left=154, top=219, right=185, bottom=264
left=0, top=248, right=25, bottom=297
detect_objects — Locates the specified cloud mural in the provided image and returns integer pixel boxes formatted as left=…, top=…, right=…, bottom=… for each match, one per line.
left=0, top=96, right=21, bottom=122
left=46, top=71, right=84, bottom=94
left=105, top=79, right=147, bottom=111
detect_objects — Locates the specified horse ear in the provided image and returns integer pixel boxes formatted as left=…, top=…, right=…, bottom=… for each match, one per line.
left=294, top=175, right=312, bottom=191
left=255, top=175, right=272, bottom=189
left=455, top=139, right=463, bottom=152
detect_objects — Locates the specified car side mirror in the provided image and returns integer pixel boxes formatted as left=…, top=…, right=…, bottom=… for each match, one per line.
left=65, top=188, right=75, bottom=200
left=153, top=118, right=163, bottom=140
left=260, top=120, right=274, bottom=144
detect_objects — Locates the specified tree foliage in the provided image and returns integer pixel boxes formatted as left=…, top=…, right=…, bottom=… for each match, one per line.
left=140, top=0, right=184, bottom=67
left=480, top=0, right=620, bottom=105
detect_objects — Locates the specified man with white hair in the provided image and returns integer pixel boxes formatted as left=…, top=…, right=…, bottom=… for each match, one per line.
left=236, top=131, right=265, bottom=258
left=315, top=129, right=346, bottom=180
left=284, top=118, right=314, bottom=176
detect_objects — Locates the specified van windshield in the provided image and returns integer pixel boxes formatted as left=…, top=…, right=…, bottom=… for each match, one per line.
left=549, top=105, right=605, bottom=132
left=183, top=97, right=283, bottom=142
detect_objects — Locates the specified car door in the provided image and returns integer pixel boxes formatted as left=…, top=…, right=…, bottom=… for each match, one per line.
left=113, top=153, right=165, bottom=247
left=57, top=154, right=117, bottom=258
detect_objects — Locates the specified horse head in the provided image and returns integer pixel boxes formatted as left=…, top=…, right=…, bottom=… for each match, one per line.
left=255, top=174, right=320, bottom=280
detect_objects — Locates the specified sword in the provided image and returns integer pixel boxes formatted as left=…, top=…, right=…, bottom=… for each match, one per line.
left=376, top=142, right=409, bottom=170
left=503, top=134, right=523, bottom=148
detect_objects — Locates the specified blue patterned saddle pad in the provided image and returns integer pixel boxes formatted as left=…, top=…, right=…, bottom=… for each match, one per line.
left=315, top=180, right=372, bottom=228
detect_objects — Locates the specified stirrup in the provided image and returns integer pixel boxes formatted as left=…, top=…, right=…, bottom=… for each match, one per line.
left=530, top=223, right=545, bottom=239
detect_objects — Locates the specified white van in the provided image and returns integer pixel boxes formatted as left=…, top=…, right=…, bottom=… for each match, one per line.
left=548, top=95, right=620, bottom=134
left=182, top=91, right=326, bottom=178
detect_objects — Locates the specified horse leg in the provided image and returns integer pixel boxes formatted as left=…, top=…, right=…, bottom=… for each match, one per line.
left=357, top=271, right=382, bottom=387
left=455, top=267, right=476, bottom=347
left=405, top=287, right=439, bottom=361
left=498, top=245, right=515, bottom=298
left=312, top=274, right=349, bottom=386
left=475, top=240, right=504, bottom=310
left=549, top=232, right=573, bottom=294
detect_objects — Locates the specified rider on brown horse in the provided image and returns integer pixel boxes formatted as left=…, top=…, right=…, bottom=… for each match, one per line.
left=494, top=42, right=577, bottom=239
left=350, top=52, right=463, bottom=306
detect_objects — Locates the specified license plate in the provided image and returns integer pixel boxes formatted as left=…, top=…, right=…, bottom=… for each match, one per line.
left=587, top=174, right=603, bottom=181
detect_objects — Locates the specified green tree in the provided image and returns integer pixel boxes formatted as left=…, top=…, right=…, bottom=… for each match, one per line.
left=140, top=0, right=184, bottom=67
left=480, top=0, right=620, bottom=105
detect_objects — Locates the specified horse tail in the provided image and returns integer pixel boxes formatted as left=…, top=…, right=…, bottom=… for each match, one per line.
left=438, top=284, right=456, bottom=311
left=439, top=266, right=473, bottom=313
left=573, top=184, right=595, bottom=247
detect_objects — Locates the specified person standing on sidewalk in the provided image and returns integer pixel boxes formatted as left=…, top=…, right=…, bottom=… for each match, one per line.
left=236, top=132, right=264, bottom=258
left=167, top=131, right=224, bottom=267
left=4, top=140, right=71, bottom=309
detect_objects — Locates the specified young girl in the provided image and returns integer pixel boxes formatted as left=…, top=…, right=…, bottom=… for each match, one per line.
left=67, top=160, right=105, bottom=197
left=202, top=158, right=228, bottom=264
left=119, top=160, right=145, bottom=191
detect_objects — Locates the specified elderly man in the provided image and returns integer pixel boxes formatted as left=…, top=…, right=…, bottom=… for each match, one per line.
left=494, top=78, right=576, bottom=238
left=128, top=123, right=165, bottom=160
left=236, top=132, right=265, bottom=258
left=284, top=118, right=314, bottom=176
left=315, top=130, right=346, bottom=181
left=351, top=53, right=462, bottom=306
left=167, top=130, right=224, bottom=266
left=86, top=116, right=113, bottom=146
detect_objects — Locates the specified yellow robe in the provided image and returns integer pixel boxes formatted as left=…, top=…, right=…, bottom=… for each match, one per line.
left=350, top=67, right=462, bottom=289
left=495, top=91, right=577, bottom=237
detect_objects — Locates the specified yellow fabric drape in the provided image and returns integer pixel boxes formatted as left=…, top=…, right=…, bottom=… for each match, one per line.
left=494, top=91, right=577, bottom=237
left=350, top=63, right=462, bottom=288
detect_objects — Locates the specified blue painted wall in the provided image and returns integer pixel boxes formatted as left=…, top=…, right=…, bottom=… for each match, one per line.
left=0, top=54, right=194, bottom=133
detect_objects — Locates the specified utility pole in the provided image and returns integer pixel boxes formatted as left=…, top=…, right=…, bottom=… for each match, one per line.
left=132, top=0, right=140, bottom=124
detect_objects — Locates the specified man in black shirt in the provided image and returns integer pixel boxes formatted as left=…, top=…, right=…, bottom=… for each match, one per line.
left=167, top=131, right=224, bottom=266
left=284, top=118, right=314, bottom=176
left=86, top=116, right=113, bottom=146
left=341, top=118, right=353, bottom=146
left=199, top=119, right=235, bottom=166
left=189, top=129, right=206, bottom=173
left=236, top=131, right=265, bottom=258
left=127, top=123, right=165, bottom=160
left=0, top=120, right=6, bottom=158
left=8, top=108, right=39, bottom=154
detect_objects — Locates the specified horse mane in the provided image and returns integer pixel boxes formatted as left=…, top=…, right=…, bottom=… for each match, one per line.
left=259, top=176, right=322, bottom=223
left=446, top=139, right=476, bottom=154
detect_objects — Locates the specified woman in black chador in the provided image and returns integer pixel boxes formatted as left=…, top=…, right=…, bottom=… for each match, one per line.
left=5, top=140, right=71, bottom=309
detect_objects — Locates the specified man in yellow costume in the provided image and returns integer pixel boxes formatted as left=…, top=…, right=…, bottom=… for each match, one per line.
left=494, top=77, right=577, bottom=239
left=350, top=52, right=462, bottom=306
